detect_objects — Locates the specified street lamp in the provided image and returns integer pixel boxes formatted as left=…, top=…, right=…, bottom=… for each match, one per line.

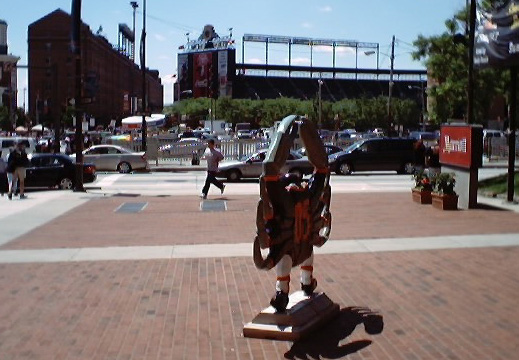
left=318, top=79, right=323, bottom=131
left=130, top=1, right=138, bottom=62
left=365, top=35, right=395, bottom=135
left=409, top=84, right=426, bottom=131
left=141, top=0, right=147, bottom=152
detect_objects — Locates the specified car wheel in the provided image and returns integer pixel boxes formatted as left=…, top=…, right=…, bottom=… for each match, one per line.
left=227, top=169, right=242, bottom=182
left=288, top=168, right=303, bottom=179
left=58, top=177, right=73, bottom=190
left=337, top=162, right=352, bottom=175
left=399, top=162, right=414, bottom=175
left=117, top=162, right=132, bottom=174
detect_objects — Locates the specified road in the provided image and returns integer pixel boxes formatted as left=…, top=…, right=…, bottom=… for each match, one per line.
left=87, top=168, right=508, bottom=197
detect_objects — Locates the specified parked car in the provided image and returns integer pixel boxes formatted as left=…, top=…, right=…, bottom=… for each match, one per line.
left=1, top=137, right=37, bottom=159
left=216, top=149, right=314, bottom=181
left=25, top=153, right=96, bottom=190
left=328, top=138, right=416, bottom=175
left=296, top=144, right=343, bottom=157
left=71, top=145, right=149, bottom=173
left=236, top=130, right=253, bottom=140
left=408, top=131, right=438, bottom=146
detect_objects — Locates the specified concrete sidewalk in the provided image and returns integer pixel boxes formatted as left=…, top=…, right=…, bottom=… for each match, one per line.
left=148, top=156, right=519, bottom=172
left=0, top=190, right=518, bottom=359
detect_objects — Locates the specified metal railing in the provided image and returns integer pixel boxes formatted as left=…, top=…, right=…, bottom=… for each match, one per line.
left=105, top=136, right=356, bottom=164
left=486, top=137, right=519, bottom=160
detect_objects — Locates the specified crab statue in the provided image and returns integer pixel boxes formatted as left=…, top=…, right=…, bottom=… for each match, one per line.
left=253, top=115, right=332, bottom=312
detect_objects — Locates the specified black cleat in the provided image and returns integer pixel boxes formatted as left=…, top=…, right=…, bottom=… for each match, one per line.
left=301, top=278, right=317, bottom=296
left=270, top=291, right=289, bottom=312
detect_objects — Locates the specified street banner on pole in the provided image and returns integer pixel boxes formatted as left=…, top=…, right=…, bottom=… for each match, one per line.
left=474, top=0, right=519, bottom=68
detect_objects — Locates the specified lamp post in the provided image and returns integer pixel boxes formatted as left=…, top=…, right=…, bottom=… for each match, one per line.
left=130, top=1, right=138, bottom=62
left=408, top=84, right=426, bottom=131
left=318, top=79, right=323, bottom=131
left=365, top=35, right=396, bottom=134
left=388, top=35, right=395, bottom=135
left=140, top=0, right=147, bottom=152
left=71, top=0, right=84, bottom=192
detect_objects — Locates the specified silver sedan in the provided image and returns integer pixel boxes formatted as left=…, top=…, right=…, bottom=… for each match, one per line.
left=72, top=145, right=149, bottom=173
left=216, top=149, right=314, bottom=181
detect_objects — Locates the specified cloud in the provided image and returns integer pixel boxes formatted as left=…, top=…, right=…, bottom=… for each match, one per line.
left=154, top=33, right=167, bottom=42
left=314, top=46, right=355, bottom=55
left=286, top=57, right=311, bottom=65
left=246, top=58, right=263, bottom=64
left=301, top=22, right=313, bottom=29
left=319, top=5, right=332, bottom=12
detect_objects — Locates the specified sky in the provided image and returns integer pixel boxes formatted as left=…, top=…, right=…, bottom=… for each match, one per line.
left=2, top=0, right=466, bottom=107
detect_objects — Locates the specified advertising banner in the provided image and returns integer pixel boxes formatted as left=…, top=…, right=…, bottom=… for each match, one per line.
left=218, top=50, right=228, bottom=97
left=193, top=52, right=212, bottom=98
left=474, top=0, right=519, bottom=68
left=177, top=53, right=190, bottom=97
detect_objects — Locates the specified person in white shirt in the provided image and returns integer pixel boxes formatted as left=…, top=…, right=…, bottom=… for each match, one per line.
left=200, top=139, right=225, bottom=199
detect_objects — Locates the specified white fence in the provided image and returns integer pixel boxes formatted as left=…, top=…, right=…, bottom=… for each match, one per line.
left=106, top=136, right=356, bottom=164
left=486, top=137, right=519, bottom=160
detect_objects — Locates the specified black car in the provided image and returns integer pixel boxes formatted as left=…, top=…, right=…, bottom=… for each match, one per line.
left=296, top=144, right=343, bottom=157
left=328, top=138, right=416, bottom=175
left=25, top=153, right=96, bottom=190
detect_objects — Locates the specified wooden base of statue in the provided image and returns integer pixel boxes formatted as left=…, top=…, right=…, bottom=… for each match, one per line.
left=243, top=291, right=340, bottom=341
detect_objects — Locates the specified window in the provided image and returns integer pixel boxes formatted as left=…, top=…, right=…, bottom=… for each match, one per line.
left=31, top=157, right=43, bottom=167
left=50, top=157, right=64, bottom=166
left=250, top=152, right=265, bottom=162
left=106, top=147, right=122, bottom=154
left=1, top=140, right=15, bottom=148
left=85, top=148, right=100, bottom=155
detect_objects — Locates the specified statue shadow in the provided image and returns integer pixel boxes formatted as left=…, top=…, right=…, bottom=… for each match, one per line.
left=284, top=307, right=382, bottom=360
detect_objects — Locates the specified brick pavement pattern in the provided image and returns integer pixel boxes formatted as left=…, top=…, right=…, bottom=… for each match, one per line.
left=0, top=247, right=518, bottom=359
left=4, top=193, right=519, bottom=250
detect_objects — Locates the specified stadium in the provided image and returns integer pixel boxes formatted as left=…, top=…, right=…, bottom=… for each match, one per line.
left=175, top=25, right=427, bottom=104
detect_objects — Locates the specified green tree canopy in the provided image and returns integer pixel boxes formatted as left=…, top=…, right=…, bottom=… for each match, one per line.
left=412, top=2, right=508, bottom=125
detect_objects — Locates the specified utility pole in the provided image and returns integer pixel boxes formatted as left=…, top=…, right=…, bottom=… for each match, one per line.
left=388, top=35, right=395, bottom=135
left=71, top=0, right=84, bottom=192
left=140, top=0, right=147, bottom=152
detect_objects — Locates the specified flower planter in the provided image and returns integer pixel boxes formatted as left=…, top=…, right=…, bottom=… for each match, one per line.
left=431, top=193, right=458, bottom=210
left=412, top=188, right=432, bottom=204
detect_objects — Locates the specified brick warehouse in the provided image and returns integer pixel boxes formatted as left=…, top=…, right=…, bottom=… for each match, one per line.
left=28, top=9, right=163, bottom=127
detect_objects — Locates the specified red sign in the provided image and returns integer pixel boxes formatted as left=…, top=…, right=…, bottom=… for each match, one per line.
left=440, top=125, right=482, bottom=169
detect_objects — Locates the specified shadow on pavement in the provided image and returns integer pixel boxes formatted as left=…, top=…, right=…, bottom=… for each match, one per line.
left=475, top=202, right=509, bottom=211
left=284, top=307, right=383, bottom=360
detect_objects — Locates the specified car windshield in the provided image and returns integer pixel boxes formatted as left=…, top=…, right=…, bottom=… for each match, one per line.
left=344, top=141, right=363, bottom=153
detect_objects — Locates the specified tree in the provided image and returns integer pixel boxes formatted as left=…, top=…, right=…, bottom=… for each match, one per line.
left=0, top=106, right=12, bottom=131
left=412, top=2, right=508, bottom=125
left=164, top=96, right=420, bottom=131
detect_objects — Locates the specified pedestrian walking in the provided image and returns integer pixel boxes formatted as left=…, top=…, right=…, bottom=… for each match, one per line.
left=6, top=141, right=29, bottom=200
left=200, top=139, right=225, bottom=199
left=426, top=140, right=441, bottom=177
left=0, top=155, right=8, bottom=196
left=413, top=139, right=426, bottom=173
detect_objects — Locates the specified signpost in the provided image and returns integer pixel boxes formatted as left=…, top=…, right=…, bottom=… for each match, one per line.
left=440, top=124, right=483, bottom=209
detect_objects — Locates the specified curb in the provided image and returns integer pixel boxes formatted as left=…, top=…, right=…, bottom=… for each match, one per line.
left=150, top=166, right=205, bottom=172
